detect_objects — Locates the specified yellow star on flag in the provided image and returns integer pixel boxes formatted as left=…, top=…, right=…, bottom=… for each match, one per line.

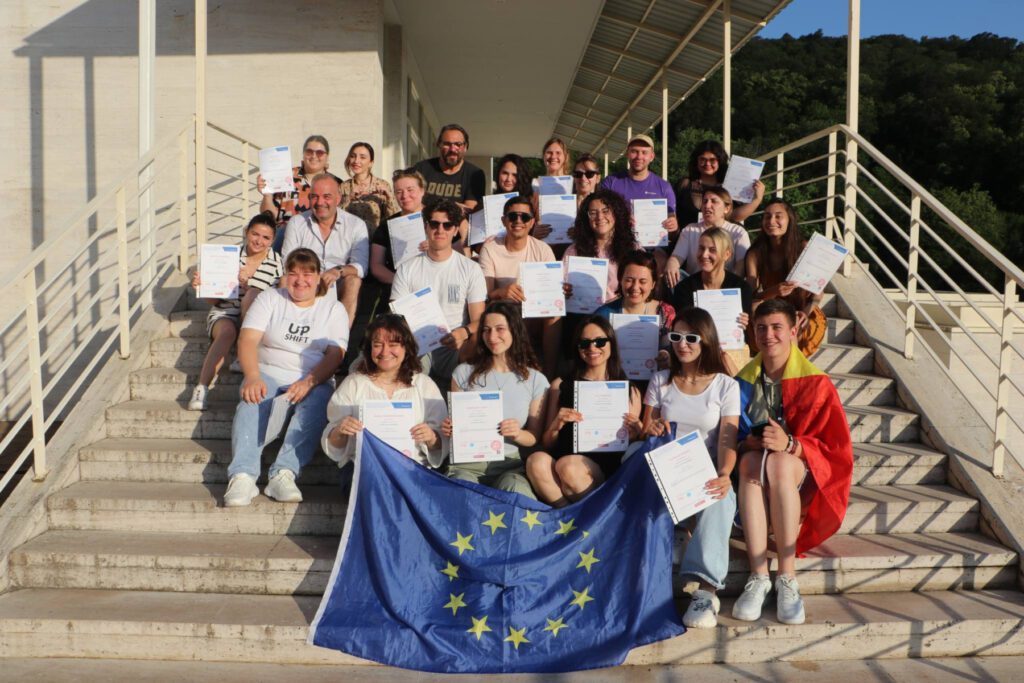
left=577, top=548, right=601, bottom=573
left=504, top=626, right=530, bottom=650
left=443, top=592, right=467, bottom=616
left=467, top=615, right=492, bottom=641
left=543, top=617, right=569, bottom=637
left=570, top=586, right=595, bottom=610
left=440, top=561, right=460, bottom=581
left=450, top=532, right=475, bottom=556
left=520, top=509, right=542, bottom=530
left=581, top=530, right=590, bottom=539
left=482, top=510, right=507, bottom=535
left=555, top=518, right=577, bottom=536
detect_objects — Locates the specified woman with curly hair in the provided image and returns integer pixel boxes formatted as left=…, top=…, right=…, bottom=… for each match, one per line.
left=564, top=188, right=638, bottom=305
left=321, top=314, right=447, bottom=469
left=441, top=302, right=549, bottom=498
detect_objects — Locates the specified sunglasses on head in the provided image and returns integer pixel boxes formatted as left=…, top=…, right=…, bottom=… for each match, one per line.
left=427, top=219, right=457, bottom=231
left=572, top=170, right=600, bottom=179
left=505, top=211, right=533, bottom=223
left=577, top=337, right=611, bottom=350
left=667, top=332, right=701, bottom=344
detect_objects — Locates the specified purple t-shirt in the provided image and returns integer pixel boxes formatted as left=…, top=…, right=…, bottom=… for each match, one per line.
left=601, top=172, right=677, bottom=214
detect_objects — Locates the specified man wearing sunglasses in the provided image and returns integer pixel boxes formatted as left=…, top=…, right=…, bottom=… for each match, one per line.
left=600, top=134, right=679, bottom=237
left=391, top=199, right=487, bottom=387
left=731, top=298, right=853, bottom=626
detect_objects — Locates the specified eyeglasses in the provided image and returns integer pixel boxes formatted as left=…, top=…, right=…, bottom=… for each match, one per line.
left=573, top=170, right=600, bottom=179
left=304, top=149, right=327, bottom=158
left=427, top=219, right=457, bottom=231
left=667, top=332, right=701, bottom=344
left=577, top=337, right=611, bottom=350
left=587, top=207, right=613, bottom=219
left=697, top=157, right=718, bottom=166
left=505, top=211, right=533, bottom=223
left=440, top=140, right=466, bottom=149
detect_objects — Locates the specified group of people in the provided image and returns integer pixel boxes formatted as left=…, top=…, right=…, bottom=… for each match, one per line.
left=188, top=125, right=853, bottom=631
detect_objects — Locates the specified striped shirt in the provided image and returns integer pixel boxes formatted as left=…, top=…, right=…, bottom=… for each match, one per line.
left=210, top=248, right=283, bottom=318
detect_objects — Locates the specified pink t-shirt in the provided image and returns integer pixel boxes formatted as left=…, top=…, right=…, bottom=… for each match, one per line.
left=478, top=235, right=556, bottom=291
left=562, top=243, right=619, bottom=302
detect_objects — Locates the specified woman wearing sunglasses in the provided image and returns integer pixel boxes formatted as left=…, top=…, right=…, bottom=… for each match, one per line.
left=642, top=307, right=740, bottom=630
left=257, top=134, right=339, bottom=252
left=572, top=153, right=602, bottom=209
left=441, top=302, right=548, bottom=498
left=527, top=317, right=641, bottom=506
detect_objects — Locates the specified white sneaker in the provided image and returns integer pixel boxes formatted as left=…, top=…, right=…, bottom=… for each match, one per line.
left=187, top=385, right=208, bottom=411
left=223, top=473, right=258, bottom=507
left=265, top=469, right=302, bottom=503
left=775, top=575, right=806, bottom=625
left=732, top=573, right=772, bottom=621
left=682, top=589, right=720, bottom=628
left=229, top=359, right=242, bottom=373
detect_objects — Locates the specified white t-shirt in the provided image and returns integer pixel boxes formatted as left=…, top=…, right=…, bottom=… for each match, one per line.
left=242, top=288, right=349, bottom=382
left=671, top=222, right=751, bottom=276
left=644, top=371, right=739, bottom=457
left=391, top=251, right=487, bottom=330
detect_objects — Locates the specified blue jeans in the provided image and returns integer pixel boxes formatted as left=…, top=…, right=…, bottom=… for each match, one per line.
left=679, top=488, right=737, bottom=590
left=228, top=372, right=333, bottom=480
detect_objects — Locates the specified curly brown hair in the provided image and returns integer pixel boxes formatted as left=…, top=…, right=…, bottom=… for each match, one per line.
left=354, top=314, right=423, bottom=386
left=573, top=189, right=638, bottom=263
left=466, top=302, right=540, bottom=387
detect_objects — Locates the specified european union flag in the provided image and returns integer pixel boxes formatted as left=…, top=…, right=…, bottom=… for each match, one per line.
left=308, top=430, right=684, bottom=673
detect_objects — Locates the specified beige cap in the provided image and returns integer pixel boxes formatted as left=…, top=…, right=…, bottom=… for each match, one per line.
left=627, top=133, right=655, bottom=148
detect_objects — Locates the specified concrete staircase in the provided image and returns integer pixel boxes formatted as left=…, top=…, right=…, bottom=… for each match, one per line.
left=0, top=294, right=1021, bottom=667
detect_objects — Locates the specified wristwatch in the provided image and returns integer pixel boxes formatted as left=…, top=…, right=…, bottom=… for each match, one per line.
left=785, top=434, right=798, bottom=455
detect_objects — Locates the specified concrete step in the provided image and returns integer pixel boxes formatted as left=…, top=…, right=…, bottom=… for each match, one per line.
left=131, top=367, right=241, bottom=402
left=12, top=527, right=1012, bottom=598
left=830, top=372, right=895, bottom=407
left=1, top=587, right=1022, bottom=665
left=851, top=442, right=946, bottom=485
left=841, top=484, right=978, bottom=534
left=79, top=438, right=342, bottom=485
left=47, top=482, right=346, bottom=536
left=844, top=404, right=919, bottom=443
left=825, top=316, right=855, bottom=344
left=809, top=343, right=874, bottom=375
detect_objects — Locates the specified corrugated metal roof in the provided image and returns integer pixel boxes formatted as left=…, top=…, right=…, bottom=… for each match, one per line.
left=555, top=0, right=793, bottom=155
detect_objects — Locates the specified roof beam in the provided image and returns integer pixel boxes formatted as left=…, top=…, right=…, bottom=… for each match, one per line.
left=589, top=39, right=704, bottom=81
left=569, top=83, right=661, bottom=114
left=564, top=97, right=629, bottom=119
left=677, top=0, right=767, bottom=25
left=577, top=63, right=651, bottom=89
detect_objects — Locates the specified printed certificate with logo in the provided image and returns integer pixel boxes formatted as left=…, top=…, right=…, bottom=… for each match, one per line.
left=786, top=232, right=849, bottom=295
left=610, top=313, right=660, bottom=380
left=573, top=381, right=631, bottom=453
left=387, top=212, right=423, bottom=268
left=519, top=261, right=566, bottom=318
left=694, top=288, right=745, bottom=351
left=198, top=243, right=241, bottom=299
left=449, top=391, right=505, bottom=464
left=259, top=146, right=293, bottom=195
left=359, top=400, right=416, bottom=460
left=565, top=256, right=608, bottom=314
left=632, top=198, right=669, bottom=248
left=389, top=286, right=450, bottom=354
left=644, top=430, right=720, bottom=525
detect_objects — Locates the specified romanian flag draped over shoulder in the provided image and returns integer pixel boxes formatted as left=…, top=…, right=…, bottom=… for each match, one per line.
left=735, top=345, right=854, bottom=555
left=308, top=431, right=684, bottom=673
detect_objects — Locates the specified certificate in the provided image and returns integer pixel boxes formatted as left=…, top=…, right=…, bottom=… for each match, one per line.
left=538, top=194, right=576, bottom=245
left=387, top=212, right=423, bottom=268
left=632, top=198, right=669, bottom=248
left=722, top=155, right=765, bottom=204
left=565, top=256, right=608, bottom=315
left=538, top=175, right=573, bottom=196
left=198, top=243, right=241, bottom=299
left=264, top=394, right=293, bottom=444
left=573, top=381, right=630, bottom=453
left=519, top=261, right=566, bottom=318
left=359, top=400, right=416, bottom=460
left=694, top=289, right=745, bottom=351
left=470, top=192, right=516, bottom=244
left=449, top=391, right=504, bottom=464
left=644, top=430, right=720, bottom=524
left=389, top=287, right=450, bottom=354
left=785, top=232, right=849, bottom=295
left=259, top=145, right=294, bottom=195
left=610, top=314, right=660, bottom=380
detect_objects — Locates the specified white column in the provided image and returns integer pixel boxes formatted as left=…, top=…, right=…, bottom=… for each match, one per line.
left=661, top=79, right=669, bottom=179
left=194, top=0, right=207, bottom=247
left=604, top=151, right=609, bottom=177
left=842, top=0, right=860, bottom=276
left=138, top=0, right=155, bottom=307
left=723, top=0, right=732, bottom=154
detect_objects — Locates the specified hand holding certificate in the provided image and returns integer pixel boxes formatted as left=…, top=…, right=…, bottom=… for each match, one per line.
left=538, top=194, right=576, bottom=245
left=565, top=256, right=608, bottom=314
left=722, top=155, right=765, bottom=204
left=785, top=232, right=849, bottom=295
left=632, top=199, right=669, bottom=248
left=519, top=262, right=566, bottom=318
left=610, top=314, right=660, bottom=380
left=470, top=193, right=516, bottom=244
left=198, top=243, right=241, bottom=299
left=387, top=212, right=424, bottom=268
left=259, top=146, right=294, bottom=195
left=694, top=289, right=745, bottom=351
left=390, top=287, right=450, bottom=354
left=359, top=400, right=416, bottom=460
left=644, top=430, right=720, bottom=524
left=573, top=381, right=630, bottom=453
left=449, top=391, right=504, bottom=463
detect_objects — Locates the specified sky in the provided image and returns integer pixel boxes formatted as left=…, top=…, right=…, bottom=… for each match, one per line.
left=760, top=0, right=1024, bottom=41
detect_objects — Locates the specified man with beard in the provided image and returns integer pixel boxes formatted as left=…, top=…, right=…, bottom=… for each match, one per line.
left=414, top=124, right=486, bottom=212
left=600, top=134, right=679, bottom=239
left=281, top=173, right=369, bottom=327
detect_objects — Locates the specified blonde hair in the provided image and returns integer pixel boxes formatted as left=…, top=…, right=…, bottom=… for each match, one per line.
left=542, top=137, right=572, bottom=175
left=700, top=227, right=734, bottom=271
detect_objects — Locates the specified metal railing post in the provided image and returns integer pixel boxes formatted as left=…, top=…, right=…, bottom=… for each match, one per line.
left=23, top=272, right=48, bottom=481
left=842, top=135, right=859, bottom=276
left=178, top=130, right=189, bottom=272
left=904, top=193, right=921, bottom=358
left=241, top=141, right=251, bottom=224
left=116, top=185, right=131, bottom=359
left=825, top=132, right=838, bottom=241
left=775, top=152, right=784, bottom=197
left=992, top=275, right=1017, bottom=477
